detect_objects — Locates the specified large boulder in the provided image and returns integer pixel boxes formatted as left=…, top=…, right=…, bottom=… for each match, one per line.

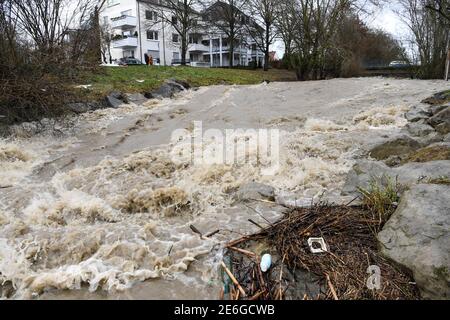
left=105, top=92, right=126, bottom=109
left=404, top=104, right=432, bottom=122
left=147, top=80, right=188, bottom=99
left=342, top=160, right=450, bottom=195
left=341, top=160, right=391, bottom=195
left=378, top=184, right=450, bottom=299
left=125, top=93, right=147, bottom=105
left=428, top=107, right=450, bottom=135
left=369, top=135, right=421, bottom=161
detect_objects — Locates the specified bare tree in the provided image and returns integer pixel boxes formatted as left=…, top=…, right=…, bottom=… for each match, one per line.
left=100, top=22, right=113, bottom=64
left=290, top=0, right=352, bottom=80
left=146, top=0, right=201, bottom=66
left=202, top=0, right=248, bottom=67
left=397, top=0, right=449, bottom=78
left=1, top=0, right=104, bottom=124
left=425, top=0, right=450, bottom=22
left=275, top=0, right=296, bottom=68
left=245, top=0, right=279, bottom=71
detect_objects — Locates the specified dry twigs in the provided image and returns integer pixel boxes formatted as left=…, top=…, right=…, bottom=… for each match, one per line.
left=223, top=204, right=420, bottom=300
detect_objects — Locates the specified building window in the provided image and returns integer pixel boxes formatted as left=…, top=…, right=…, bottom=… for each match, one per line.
left=172, top=33, right=179, bottom=43
left=171, top=16, right=178, bottom=25
left=189, top=34, right=199, bottom=44
left=146, top=10, right=158, bottom=21
left=147, top=30, right=158, bottom=40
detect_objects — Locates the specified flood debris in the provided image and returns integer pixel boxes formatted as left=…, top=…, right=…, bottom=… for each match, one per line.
left=222, top=203, right=420, bottom=300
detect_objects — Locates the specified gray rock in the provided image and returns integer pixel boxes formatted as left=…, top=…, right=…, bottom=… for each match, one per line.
left=342, top=160, right=450, bottom=195
left=109, top=91, right=126, bottom=101
left=105, top=95, right=124, bottom=109
left=428, top=107, right=450, bottom=135
left=341, top=160, right=391, bottom=195
left=430, top=104, right=449, bottom=116
left=406, top=120, right=436, bottom=137
left=125, top=93, right=147, bottom=105
left=405, top=104, right=432, bottom=122
left=378, top=184, right=450, bottom=299
left=369, top=135, right=421, bottom=160
left=444, top=133, right=450, bottom=142
left=234, top=182, right=275, bottom=201
left=149, top=80, right=187, bottom=99
left=170, top=78, right=191, bottom=90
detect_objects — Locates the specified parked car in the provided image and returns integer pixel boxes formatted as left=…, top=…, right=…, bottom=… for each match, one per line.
left=117, top=57, right=144, bottom=66
left=389, top=60, right=410, bottom=68
left=171, top=59, right=191, bottom=66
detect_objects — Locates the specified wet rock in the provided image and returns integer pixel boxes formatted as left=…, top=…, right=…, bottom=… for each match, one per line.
left=342, top=160, right=450, bottom=195
left=428, top=107, right=450, bottom=135
left=405, top=120, right=435, bottom=137
left=341, top=160, right=391, bottom=195
left=148, top=80, right=188, bottom=99
left=405, top=104, right=432, bottom=122
left=125, top=93, right=147, bottom=105
left=105, top=94, right=124, bottom=109
left=444, top=133, right=450, bottom=142
left=170, top=78, right=191, bottom=90
left=378, top=184, right=450, bottom=299
left=369, top=135, right=421, bottom=160
left=430, top=103, right=449, bottom=116
left=235, top=182, right=275, bottom=202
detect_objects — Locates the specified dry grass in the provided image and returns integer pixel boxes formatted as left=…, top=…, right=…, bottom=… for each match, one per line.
left=358, top=177, right=401, bottom=230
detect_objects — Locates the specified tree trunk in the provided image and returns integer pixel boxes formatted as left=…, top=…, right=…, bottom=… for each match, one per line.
left=230, top=41, right=234, bottom=68
left=264, top=23, right=270, bottom=71
left=181, top=37, right=187, bottom=66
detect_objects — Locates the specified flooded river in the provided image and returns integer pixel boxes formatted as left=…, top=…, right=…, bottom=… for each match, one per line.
left=0, top=78, right=447, bottom=299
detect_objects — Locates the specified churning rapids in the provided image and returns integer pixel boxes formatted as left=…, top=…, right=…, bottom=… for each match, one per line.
left=0, top=78, right=447, bottom=299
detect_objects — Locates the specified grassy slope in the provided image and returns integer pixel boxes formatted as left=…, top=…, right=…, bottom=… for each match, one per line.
left=82, top=66, right=296, bottom=99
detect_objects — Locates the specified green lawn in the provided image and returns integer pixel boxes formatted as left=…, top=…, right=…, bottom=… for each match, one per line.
left=81, top=66, right=296, bottom=98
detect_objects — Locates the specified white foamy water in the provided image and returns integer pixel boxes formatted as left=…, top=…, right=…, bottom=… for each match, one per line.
left=0, top=78, right=447, bottom=299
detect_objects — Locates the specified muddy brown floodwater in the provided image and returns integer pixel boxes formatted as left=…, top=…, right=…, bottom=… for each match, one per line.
left=0, top=78, right=447, bottom=299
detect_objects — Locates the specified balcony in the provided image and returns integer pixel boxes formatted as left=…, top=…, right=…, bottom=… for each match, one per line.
left=111, top=15, right=137, bottom=30
left=188, top=43, right=209, bottom=52
left=112, top=36, right=138, bottom=48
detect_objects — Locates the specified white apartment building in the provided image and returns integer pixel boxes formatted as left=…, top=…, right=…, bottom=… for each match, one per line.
left=100, top=0, right=265, bottom=67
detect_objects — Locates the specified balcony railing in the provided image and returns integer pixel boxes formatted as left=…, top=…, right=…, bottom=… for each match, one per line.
left=112, top=36, right=138, bottom=48
left=111, top=15, right=137, bottom=29
left=188, top=43, right=209, bottom=52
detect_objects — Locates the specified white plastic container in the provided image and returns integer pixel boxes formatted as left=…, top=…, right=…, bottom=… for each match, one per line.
left=260, top=254, right=272, bottom=273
